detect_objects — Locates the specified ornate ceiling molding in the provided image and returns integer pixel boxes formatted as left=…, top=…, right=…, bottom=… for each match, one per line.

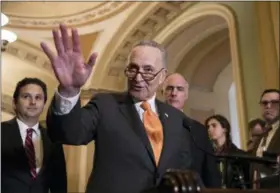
left=92, top=2, right=197, bottom=91
left=6, top=2, right=134, bottom=29
left=5, top=41, right=53, bottom=73
left=106, top=2, right=196, bottom=76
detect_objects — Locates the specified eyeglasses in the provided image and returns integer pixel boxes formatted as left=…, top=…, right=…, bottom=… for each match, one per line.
left=124, top=67, right=165, bottom=81
left=259, top=100, right=280, bottom=107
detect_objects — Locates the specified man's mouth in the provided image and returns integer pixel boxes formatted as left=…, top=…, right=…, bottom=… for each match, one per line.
left=131, top=85, right=144, bottom=90
left=27, top=108, right=37, bottom=111
left=169, top=99, right=179, bottom=103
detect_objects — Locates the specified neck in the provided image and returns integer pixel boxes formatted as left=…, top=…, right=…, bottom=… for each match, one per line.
left=131, top=93, right=156, bottom=103
left=214, top=136, right=226, bottom=148
left=17, top=114, right=39, bottom=127
left=266, top=117, right=279, bottom=126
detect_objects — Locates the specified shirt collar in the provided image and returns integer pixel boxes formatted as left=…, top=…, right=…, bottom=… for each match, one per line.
left=16, top=118, right=40, bottom=135
left=133, top=94, right=156, bottom=110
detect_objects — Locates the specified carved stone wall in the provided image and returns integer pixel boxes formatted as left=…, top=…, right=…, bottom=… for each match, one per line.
left=5, top=42, right=52, bottom=73
left=5, top=2, right=135, bottom=29
left=106, top=2, right=196, bottom=78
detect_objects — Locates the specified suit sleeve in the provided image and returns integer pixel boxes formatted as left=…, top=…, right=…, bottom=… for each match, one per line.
left=201, top=125, right=222, bottom=188
left=50, top=144, right=67, bottom=193
left=47, top=94, right=101, bottom=145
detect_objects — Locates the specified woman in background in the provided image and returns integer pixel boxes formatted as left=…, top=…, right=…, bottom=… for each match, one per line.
left=205, top=114, right=250, bottom=189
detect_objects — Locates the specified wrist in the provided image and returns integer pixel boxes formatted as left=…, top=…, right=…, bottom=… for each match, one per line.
left=58, top=85, right=80, bottom=98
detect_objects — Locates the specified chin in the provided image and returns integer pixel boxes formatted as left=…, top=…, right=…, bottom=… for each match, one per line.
left=129, top=90, right=149, bottom=101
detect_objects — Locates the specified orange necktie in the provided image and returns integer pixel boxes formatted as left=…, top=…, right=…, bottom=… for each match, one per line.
left=141, top=101, right=163, bottom=166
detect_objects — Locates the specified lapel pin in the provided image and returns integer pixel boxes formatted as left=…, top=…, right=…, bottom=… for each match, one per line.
left=165, top=113, right=168, bottom=118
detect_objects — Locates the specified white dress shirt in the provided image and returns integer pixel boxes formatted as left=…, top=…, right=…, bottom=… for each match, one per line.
left=17, top=118, right=43, bottom=173
left=54, top=89, right=158, bottom=120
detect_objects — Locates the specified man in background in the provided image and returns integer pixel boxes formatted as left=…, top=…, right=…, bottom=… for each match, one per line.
left=247, top=118, right=266, bottom=153
left=253, top=89, right=280, bottom=189
left=161, top=73, right=188, bottom=111
left=162, top=73, right=221, bottom=188
left=1, top=78, right=67, bottom=193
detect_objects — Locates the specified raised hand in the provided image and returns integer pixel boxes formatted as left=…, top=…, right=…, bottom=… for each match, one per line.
left=40, top=24, right=98, bottom=97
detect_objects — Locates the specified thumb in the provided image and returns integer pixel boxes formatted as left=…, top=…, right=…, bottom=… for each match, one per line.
left=86, top=52, right=98, bottom=69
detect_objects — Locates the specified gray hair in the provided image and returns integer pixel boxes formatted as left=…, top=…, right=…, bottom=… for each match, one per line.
left=131, top=40, right=167, bottom=67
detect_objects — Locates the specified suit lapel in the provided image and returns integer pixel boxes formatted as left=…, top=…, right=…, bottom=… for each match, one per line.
left=6, top=118, right=33, bottom=185
left=118, top=93, right=155, bottom=167
left=267, top=125, right=280, bottom=153
left=156, top=100, right=178, bottom=172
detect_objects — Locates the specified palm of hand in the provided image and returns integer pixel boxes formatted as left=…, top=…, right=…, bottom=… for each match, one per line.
left=53, top=51, right=89, bottom=88
left=40, top=24, right=97, bottom=90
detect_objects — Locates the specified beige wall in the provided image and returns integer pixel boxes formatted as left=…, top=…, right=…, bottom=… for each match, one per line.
left=1, top=111, right=14, bottom=121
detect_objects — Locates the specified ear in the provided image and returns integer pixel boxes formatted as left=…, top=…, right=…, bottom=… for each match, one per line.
left=159, top=69, right=167, bottom=85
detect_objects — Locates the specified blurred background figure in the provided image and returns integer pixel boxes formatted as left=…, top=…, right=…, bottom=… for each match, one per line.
left=247, top=118, right=266, bottom=153
left=253, top=89, right=280, bottom=189
left=162, top=73, right=221, bottom=188
left=205, top=114, right=250, bottom=189
left=161, top=73, right=188, bottom=111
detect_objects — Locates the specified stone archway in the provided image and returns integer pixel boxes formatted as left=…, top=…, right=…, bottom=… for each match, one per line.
left=154, top=3, right=247, bottom=148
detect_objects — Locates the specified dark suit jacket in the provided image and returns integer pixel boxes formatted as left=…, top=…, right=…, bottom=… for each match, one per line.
left=251, top=122, right=280, bottom=189
left=47, top=92, right=193, bottom=193
left=1, top=118, right=67, bottom=193
left=185, top=118, right=221, bottom=188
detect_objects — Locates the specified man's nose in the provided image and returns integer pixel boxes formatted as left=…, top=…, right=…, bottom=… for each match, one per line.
left=135, top=73, right=143, bottom=82
left=171, top=89, right=178, bottom=96
left=29, top=98, right=36, bottom=105
left=265, top=103, right=272, bottom=109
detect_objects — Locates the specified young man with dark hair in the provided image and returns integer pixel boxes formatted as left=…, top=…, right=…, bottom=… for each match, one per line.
left=1, top=77, right=67, bottom=193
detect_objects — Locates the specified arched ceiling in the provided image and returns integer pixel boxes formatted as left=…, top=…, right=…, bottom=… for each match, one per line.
left=164, top=15, right=230, bottom=92
left=1, top=2, right=232, bottom=121
left=1, top=1, right=136, bottom=120
left=2, top=2, right=105, bottom=18
left=177, top=28, right=230, bottom=92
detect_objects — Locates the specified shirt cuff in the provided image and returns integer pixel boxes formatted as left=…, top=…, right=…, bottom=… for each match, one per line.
left=53, top=89, right=80, bottom=115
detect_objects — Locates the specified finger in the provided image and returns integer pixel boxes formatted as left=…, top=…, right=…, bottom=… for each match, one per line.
left=169, top=172, right=181, bottom=193
left=53, top=29, right=65, bottom=55
left=40, top=42, right=55, bottom=62
left=72, top=28, right=82, bottom=53
left=60, top=23, right=71, bottom=51
left=87, top=52, right=98, bottom=68
left=182, top=171, right=197, bottom=192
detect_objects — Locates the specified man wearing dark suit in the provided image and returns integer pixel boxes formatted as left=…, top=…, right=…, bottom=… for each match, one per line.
left=161, top=73, right=221, bottom=188
left=41, top=24, right=195, bottom=193
left=1, top=78, right=67, bottom=193
left=252, top=89, right=280, bottom=189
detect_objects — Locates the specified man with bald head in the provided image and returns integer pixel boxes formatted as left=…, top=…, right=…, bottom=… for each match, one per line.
left=162, top=73, right=221, bottom=188
left=162, top=73, right=189, bottom=111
